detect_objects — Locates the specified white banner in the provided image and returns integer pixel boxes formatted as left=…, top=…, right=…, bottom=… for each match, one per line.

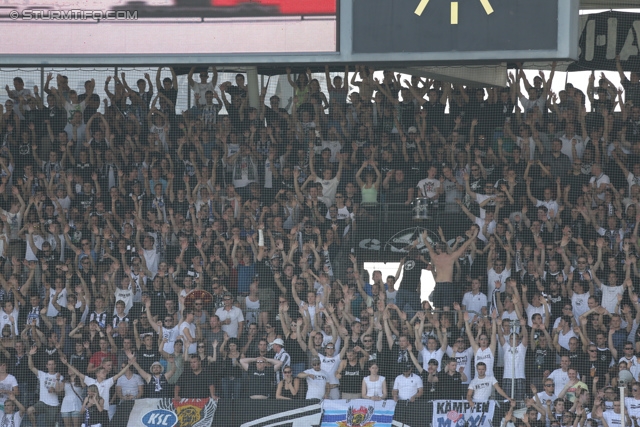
left=432, top=400, right=495, bottom=427
left=128, top=398, right=217, bottom=427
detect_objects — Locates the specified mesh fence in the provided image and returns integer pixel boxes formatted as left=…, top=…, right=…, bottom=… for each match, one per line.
left=0, top=59, right=638, bottom=427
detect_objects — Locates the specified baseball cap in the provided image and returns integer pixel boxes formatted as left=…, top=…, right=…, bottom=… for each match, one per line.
left=270, top=338, right=285, bottom=347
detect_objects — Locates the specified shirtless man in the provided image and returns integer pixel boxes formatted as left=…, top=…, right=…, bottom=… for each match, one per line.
left=423, top=226, right=479, bottom=309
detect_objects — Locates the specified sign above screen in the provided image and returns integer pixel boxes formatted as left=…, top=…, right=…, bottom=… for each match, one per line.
left=0, top=0, right=578, bottom=65
left=0, top=0, right=338, bottom=56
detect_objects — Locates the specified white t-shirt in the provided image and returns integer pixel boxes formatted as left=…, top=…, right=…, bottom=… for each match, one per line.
left=474, top=217, right=496, bottom=243
left=625, top=397, right=640, bottom=420
left=113, top=288, right=133, bottom=315
left=25, top=234, right=45, bottom=261
left=38, top=371, right=62, bottom=406
left=420, top=347, right=445, bottom=371
left=602, top=409, right=623, bottom=427
left=393, top=373, right=423, bottom=400
left=599, top=284, right=625, bottom=313
left=320, top=354, right=340, bottom=386
left=487, top=268, right=511, bottom=296
left=547, top=368, right=570, bottom=392
left=468, top=375, right=498, bottom=402
left=589, top=173, right=610, bottom=202
left=571, top=292, right=590, bottom=320
left=0, top=411, right=22, bottom=427
left=1, top=210, right=22, bottom=240
left=190, top=81, right=215, bottom=105
left=180, top=321, right=197, bottom=354
left=447, top=346, right=474, bottom=384
left=47, top=288, right=67, bottom=317
left=0, top=310, right=18, bottom=336
left=502, top=342, right=526, bottom=379
left=462, top=292, right=488, bottom=319
left=143, top=248, right=160, bottom=278
left=315, top=176, right=339, bottom=206
left=475, top=194, right=496, bottom=219
left=557, top=329, right=577, bottom=351
left=536, top=199, right=560, bottom=218
left=0, top=374, right=18, bottom=407
left=304, top=369, right=330, bottom=400
left=525, top=304, right=546, bottom=327
left=215, top=306, right=244, bottom=339
left=626, top=172, right=640, bottom=196
left=417, top=178, right=440, bottom=199
left=161, top=325, right=181, bottom=355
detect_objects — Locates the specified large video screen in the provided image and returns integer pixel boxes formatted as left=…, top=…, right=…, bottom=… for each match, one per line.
left=0, top=0, right=337, bottom=56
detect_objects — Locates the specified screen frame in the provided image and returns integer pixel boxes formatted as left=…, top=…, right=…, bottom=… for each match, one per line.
left=0, top=0, right=578, bottom=66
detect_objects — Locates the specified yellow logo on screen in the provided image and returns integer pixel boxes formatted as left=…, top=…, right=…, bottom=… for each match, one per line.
left=414, top=0, right=494, bottom=24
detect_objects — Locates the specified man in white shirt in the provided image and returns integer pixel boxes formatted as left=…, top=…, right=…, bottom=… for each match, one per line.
left=27, top=348, right=62, bottom=427
left=215, top=292, right=245, bottom=339
left=536, top=379, right=558, bottom=407
left=589, top=164, right=610, bottom=204
left=467, top=362, right=513, bottom=406
left=416, top=165, right=442, bottom=207
left=188, top=67, right=217, bottom=106
left=487, top=258, right=512, bottom=297
left=462, top=279, right=488, bottom=320
left=547, top=356, right=572, bottom=393
left=298, top=356, right=331, bottom=400
left=499, top=320, right=528, bottom=402
left=392, top=363, right=423, bottom=402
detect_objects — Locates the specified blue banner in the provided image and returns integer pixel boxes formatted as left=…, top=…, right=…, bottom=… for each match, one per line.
left=321, top=399, right=396, bottom=427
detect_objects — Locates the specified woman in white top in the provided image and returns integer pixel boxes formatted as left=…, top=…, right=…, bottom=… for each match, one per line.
left=361, top=360, right=387, bottom=401
left=61, top=372, right=85, bottom=427
left=464, top=310, right=497, bottom=378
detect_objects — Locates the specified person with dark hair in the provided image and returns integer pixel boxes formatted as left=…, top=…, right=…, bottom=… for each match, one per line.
left=175, top=355, right=216, bottom=400
left=27, top=347, right=62, bottom=427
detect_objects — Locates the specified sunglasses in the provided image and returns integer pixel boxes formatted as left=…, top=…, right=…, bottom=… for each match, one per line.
left=284, top=370, right=292, bottom=374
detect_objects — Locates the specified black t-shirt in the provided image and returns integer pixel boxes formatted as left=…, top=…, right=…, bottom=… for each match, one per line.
left=385, top=180, right=410, bottom=205
left=563, top=173, right=590, bottom=205
left=400, top=259, right=427, bottom=292
left=576, top=354, right=609, bottom=386
left=622, top=78, right=640, bottom=106
left=437, top=371, right=464, bottom=400
left=247, top=365, right=276, bottom=397
left=138, top=347, right=161, bottom=374
left=158, top=88, right=178, bottom=106
left=145, top=374, right=171, bottom=398
left=526, top=346, right=556, bottom=378
left=177, top=368, right=212, bottom=398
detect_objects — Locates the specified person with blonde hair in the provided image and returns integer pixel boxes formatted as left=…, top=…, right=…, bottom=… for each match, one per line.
left=81, top=384, right=108, bottom=427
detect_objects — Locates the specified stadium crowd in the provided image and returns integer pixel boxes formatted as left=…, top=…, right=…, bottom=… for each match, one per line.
left=0, top=60, right=639, bottom=426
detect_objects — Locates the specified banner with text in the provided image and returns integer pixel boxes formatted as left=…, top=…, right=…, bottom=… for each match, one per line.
left=432, top=400, right=495, bottom=427
left=570, top=11, right=640, bottom=72
left=321, top=399, right=396, bottom=427
left=129, top=398, right=217, bottom=427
